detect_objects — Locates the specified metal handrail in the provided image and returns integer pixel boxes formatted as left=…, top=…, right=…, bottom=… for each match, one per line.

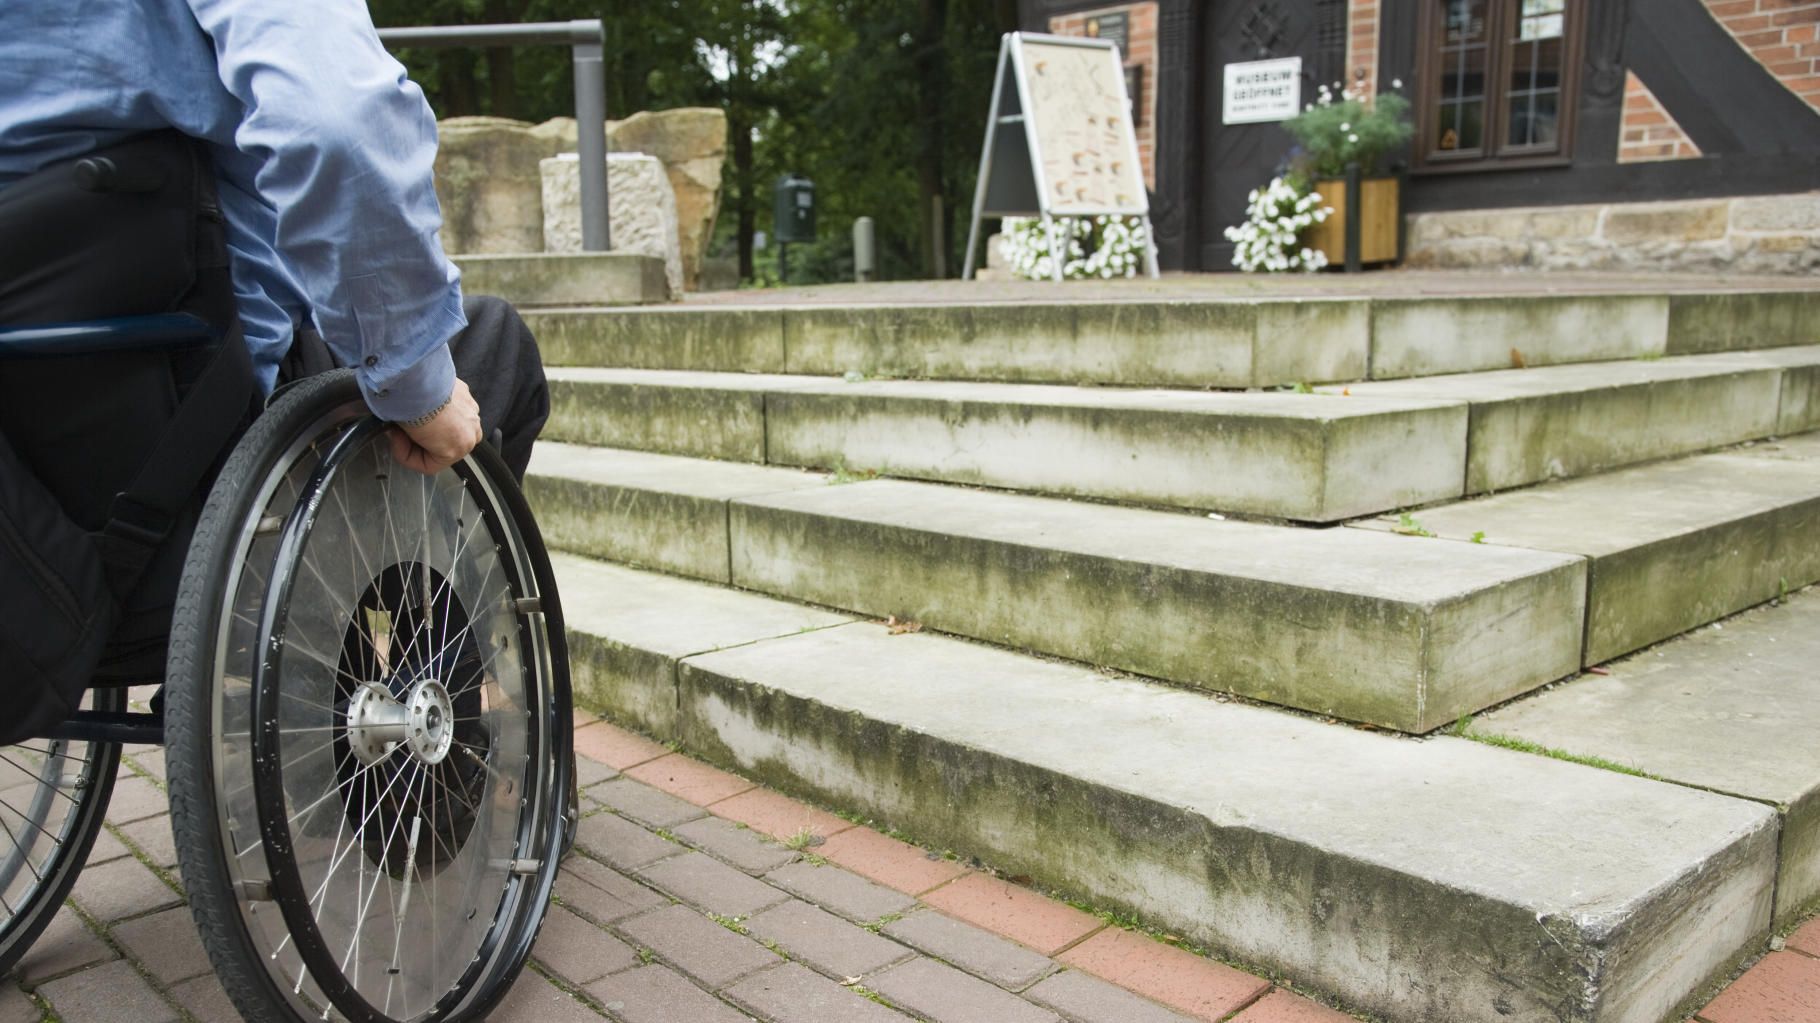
left=378, top=20, right=610, bottom=251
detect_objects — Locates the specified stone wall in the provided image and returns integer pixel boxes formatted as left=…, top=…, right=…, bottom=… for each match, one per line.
left=1406, top=192, right=1820, bottom=274
left=542, top=153, right=684, bottom=297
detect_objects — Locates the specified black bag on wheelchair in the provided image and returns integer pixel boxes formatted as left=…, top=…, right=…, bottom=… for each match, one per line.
left=0, top=131, right=255, bottom=745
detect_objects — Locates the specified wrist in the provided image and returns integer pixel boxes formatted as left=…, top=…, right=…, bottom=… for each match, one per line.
left=395, top=394, right=451, bottom=429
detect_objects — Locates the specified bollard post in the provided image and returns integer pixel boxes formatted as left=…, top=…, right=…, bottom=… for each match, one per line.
left=853, top=217, right=876, bottom=282
left=571, top=25, right=610, bottom=252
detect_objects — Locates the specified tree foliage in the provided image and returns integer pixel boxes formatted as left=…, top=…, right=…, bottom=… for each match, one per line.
left=369, top=0, right=1014, bottom=284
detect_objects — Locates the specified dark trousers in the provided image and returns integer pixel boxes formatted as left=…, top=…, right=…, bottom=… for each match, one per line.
left=285, top=294, right=549, bottom=482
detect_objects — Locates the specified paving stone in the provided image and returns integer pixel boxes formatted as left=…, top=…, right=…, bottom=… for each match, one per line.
left=124, top=750, right=166, bottom=783
left=1227, top=988, right=1356, bottom=1022
left=574, top=810, right=688, bottom=872
left=764, top=862, right=916, bottom=925
left=488, top=968, right=608, bottom=1023
left=625, top=752, right=755, bottom=806
left=1789, top=915, right=1820, bottom=958
left=1696, top=950, right=1820, bottom=1022
left=116, top=816, right=177, bottom=870
left=37, top=959, right=176, bottom=1023
left=817, top=826, right=968, bottom=896
left=110, top=905, right=209, bottom=984
left=706, top=787, right=854, bottom=844
left=0, top=982, right=39, bottom=1023
left=586, top=964, right=756, bottom=1023
left=83, top=825, right=128, bottom=865
left=575, top=755, right=619, bottom=788
left=102, top=775, right=166, bottom=825
left=592, top=777, right=708, bottom=829
left=635, top=851, right=791, bottom=918
left=883, top=909, right=1056, bottom=991
left=11, top=908, right=115, bottom=984
left=556, top=854, right=669, bottom=924
left=723, top=961, right=914, bottom=1022
left=1060, top=929, right=1271, bottom=1022
left=867, top=956, right=1061, bottom=1023
left=531, top=904, right=638, bottom=986
left=615, top=904, right=780, bottom=989
left=166, top=974, right=239, bottom=1023
left=673, top=816, right=799, bottom=874
left=744, top=900, right=913, bottom=980
left=69, top=853, right=181, bottom=922
left=918, top=874, right=1102, bottom=956
left=1025, top=969, right=1200, bottom=1023
left=572, top=722, right=671, bottom=770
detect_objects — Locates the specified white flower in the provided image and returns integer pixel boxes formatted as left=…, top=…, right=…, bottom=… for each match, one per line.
left=1348, top=133, right=1359, bottom=143
left=1392, top=77, right=1403, bottom=89
left=1340, top=122, right=1350, bottom=131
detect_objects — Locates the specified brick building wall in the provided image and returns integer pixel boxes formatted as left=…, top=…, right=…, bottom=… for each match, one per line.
left=1617, top=72, right=1702, bottom=163
left=1348, top=0, right=1381, bottom=96
left=1704, top=0, right=1820, bottom=111
left=1047, top=3, right=1159, bottom=189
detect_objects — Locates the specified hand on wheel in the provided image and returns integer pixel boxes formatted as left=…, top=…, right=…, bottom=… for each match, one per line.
left=388, top=377, right=483, bottom=474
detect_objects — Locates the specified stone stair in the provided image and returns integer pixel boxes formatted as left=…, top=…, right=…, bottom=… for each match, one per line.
left=524, top=281, right=1820, bottom=1022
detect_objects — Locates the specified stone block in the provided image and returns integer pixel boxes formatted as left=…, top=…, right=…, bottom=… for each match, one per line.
left=434, top=117, right=563, bottom=255
left=525, top=307, right=786, bottom=371
left=764, top=380, right=1467, bottom=521
left=1729, top=192, right=1820, bottom=232
left=609, top=108, right=727, bottom=290
left=762, top=862, right=917, bottom=925
left=1025, top=971, right=1199, bottom=1023
left=613, top=904, right=780, bottom=989
left=452, top=252, right=668, bottom=307
left=526, top=443, right=824, bottom=582
left=1601, top=200, right=1730, bottom=244
left=542, top=153, right=683, bottom=297
left=1475, top=587, right=1820, bottom=923
left=723, top=962, right=915, bottom=1022
left=727, top=479, right=1585, bottom=731
left=635, top=850, right=791, bottom=917
left=1338, top=356, right=1786, bottom=493
left=38, top=959, right=177, bottom=1023
left=866, top=957, right=1062, bottom=1023
left=882, top=910, right=1056, bottom=991
left=1351, top=449, right=1820, bottom=664
left=1665, top=291, right=1820, bottom=354
left=1369, top=295, right=1669, bottom=379
left=673, top=622, right=1776, bottom=1023
left=743, top=900, right=914, bottom=979
left=586, top=964, right=755, bottom=1023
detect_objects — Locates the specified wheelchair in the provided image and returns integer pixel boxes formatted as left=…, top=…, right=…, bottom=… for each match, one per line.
left=0, top=311, right=573, bottom=1022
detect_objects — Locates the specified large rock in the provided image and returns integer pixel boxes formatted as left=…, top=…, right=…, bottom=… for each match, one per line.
left=434, top=117, right=568, bottom=255
left=541, top=152, right=683, bottom=298
left=607, top=109, right=726, bottom=291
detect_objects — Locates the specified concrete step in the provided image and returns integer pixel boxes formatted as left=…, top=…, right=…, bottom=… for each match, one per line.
left=1327, top=346, right=1820, bottom=493
left=1471, top=584, right=1820, bottom=925
left=1352, top=436, right=1820, bottom=666
left=523, top=287, right=1819, bottom=386
left=454, top=252, right=670, bottom=307
left=551, top=552, right=1778, bottom=1023
left=527, top=442, right=1585, bottom=731
left=544, top=368, right=1467, bottom=521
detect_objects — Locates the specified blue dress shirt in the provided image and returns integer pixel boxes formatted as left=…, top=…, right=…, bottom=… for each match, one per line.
left=0, top=0, right=463, bottom=421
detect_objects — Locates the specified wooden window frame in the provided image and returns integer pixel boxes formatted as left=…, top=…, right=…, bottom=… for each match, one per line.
left=1412, top=0, right=1586, bottom=173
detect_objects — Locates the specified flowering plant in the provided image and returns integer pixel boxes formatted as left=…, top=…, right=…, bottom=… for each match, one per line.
left=998, top=215, right=1149, bottom=280
left=1281, top=79, right=1414, bottom=179
left=1223, top=177, right=1330, bottom=273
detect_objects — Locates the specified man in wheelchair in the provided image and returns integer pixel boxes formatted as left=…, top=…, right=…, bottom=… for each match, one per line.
left=0, top=4, right=575, bottom=1020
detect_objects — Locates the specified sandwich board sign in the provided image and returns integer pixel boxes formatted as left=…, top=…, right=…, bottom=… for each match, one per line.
left=962, top=32, right=1159, bottom=281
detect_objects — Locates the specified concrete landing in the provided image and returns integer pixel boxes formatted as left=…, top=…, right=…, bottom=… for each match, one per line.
left=455, top=252, right=670, bottom=307
left=1474, top=586, right=1820, bottom=924
left=550, top=553, right=1777, bottom=1023
left=1353, top=441, right=1820, bottom=664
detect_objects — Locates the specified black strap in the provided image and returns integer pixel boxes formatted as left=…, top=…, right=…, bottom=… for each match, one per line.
left=93, top=320, right=254, bottom=596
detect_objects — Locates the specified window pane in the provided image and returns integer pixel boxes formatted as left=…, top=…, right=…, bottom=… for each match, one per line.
left=1439, top=99, right=1484, bottom=150
left=1507, top=2, right=1565, bottom=149
left=1509, top=90, right=1558, bottom=147
left=1521, top=0, right=1565, bottom=17
left=1445, top=0, right=1488, bottom=45
left=1433, top=0, right=1488, bottom=152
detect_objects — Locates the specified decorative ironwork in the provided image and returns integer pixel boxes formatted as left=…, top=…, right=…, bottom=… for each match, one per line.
left=1238, top=0, right=1290, bottom=58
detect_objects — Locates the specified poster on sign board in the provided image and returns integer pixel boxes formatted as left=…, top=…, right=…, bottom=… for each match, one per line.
left=961, top=32, right=1158, bottom=281
left=1222, top=57, right=1303, bottom=125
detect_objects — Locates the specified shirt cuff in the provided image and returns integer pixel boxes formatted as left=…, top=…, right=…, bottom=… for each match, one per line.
left=357, top=340, right=456, bottom=423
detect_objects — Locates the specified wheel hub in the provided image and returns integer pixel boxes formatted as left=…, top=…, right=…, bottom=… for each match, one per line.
left=345, top=678, right=457, bottom=766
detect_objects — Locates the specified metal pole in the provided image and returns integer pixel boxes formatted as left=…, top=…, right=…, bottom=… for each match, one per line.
left=571, top=30, right=611, bottom=251
left=853, top=217, right=876, bottom=282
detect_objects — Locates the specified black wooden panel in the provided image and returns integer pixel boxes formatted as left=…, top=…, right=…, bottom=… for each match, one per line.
left=1626, top=0, right=1820, bottom=156
left=1406, top=150, right=1820, bottom=212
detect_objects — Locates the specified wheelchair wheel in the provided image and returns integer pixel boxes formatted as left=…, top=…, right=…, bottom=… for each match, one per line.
left=166, top=370, right=571, bottom=1023
left=0, top=688, right=123, bottom=977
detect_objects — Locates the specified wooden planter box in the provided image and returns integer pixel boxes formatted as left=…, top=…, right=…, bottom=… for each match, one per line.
left=1307, top=175, right=1401, bottom=268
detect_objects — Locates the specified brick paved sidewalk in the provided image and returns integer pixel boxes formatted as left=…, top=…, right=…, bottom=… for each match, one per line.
left=6, top=713, right=1820, bottom=1023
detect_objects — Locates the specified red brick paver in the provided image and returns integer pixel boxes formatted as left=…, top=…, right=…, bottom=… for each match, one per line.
left=624, top=752, right=755, bottom=805
left=920, top=872, right=1105, bottom=956
left=818, top=824, right=970, bottom=895
left=1697, top=950, right=1820, bottom=1022
left=706, top=785, right=855, bottom=842
left=1230, top=988, right=1360, bottom=1023
left=1788, top=915, right=1820, bottom=958
left=571, top=721, right=670, bottom=769
left=1061, top=927, right=1272, bottom=1022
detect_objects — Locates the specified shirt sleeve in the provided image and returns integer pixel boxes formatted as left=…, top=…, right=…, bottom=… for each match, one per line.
left=184, top=0, right=464, bottom=422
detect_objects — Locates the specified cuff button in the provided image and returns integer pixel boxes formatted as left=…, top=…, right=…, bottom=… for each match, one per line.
left=364, top=355, right=379, bottom=367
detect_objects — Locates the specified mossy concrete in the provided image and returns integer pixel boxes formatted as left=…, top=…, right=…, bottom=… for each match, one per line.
left=1476, top=587, right=1820, bottom=924
left=1336, top=356, right=1786, bottom=493
left=544, top=369, right=817, bottom=461
left=1353, top=450, right=1820, bottom=665
left=666, top=621, right=1776, bottom=1023
left=525, top=443, right=823, bottom=582
left=555, top=553, right=849, bottom=735
left=1369, top=295, right=1668, bottom=379
left=454, top=252, right=668, bottom=307
left=1699, top=345, right=1820, bottom=435
left=764, top=380, right=1466, bottom=521
left=726, top=478, right=1585, bottom=731
left=1665, top=291, right=1820, bottom=355
left=525, top=307, right=786, bottom=371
